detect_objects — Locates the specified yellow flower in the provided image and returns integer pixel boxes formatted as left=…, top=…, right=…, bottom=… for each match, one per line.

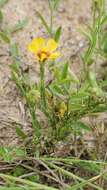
left=28, top=37, right=60, bottom=62
left=59, top=102, right=67, bottom=118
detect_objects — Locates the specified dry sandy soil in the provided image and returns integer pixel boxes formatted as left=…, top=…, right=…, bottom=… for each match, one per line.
left=0, top=0, right=91, bottom=146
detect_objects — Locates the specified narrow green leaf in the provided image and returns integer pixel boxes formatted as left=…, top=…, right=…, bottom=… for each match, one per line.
left=10, top=42, right=20, bottom=58
left=0, top=31, right=10, bottom=43
left=67, top=179, right=102, bottom=190
left=54, top=26, right=62, bottom=42
left=89, top=71, right=98, bottom=87
left=16, top=127, right=27, bottom=140
left=36, top=11, right=51, bottom=35
left=0, top=174, right=59, bottom=190
left=50, top=84, right=63, bottom=96
left=74, top=121, right=92, bottom=131
left=61, top=62, right=69, bottom=79
left=89, top=71, right=104, bottom=96
left=11, top=18, right=28, bottom=33
left=101, top=14, right=107, bottom=25
left=79, top=27, right=92, bottom=43
left=0, top=10, right=3, bottom=23
left=53, top=0, right=61, bottom=10
left=0, top=187, right=25, bottom=190
left=0, top=147, right=13, bottom=162
left=101, top=33, right=107, bottom=53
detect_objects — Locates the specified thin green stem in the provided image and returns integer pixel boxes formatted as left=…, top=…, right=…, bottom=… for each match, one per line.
left=41, top=157, right=107, bottom=165
left=40, top=63, right=47, bottom=111
left=50, top=5, right=53, bottom=35
left=43, top=161, right=103, bottom=190
left=36, top=11, right=52, bottom=36
left=27, top=103, right=40, bottom=157
left=0, top=173, right=58, bottom=190
left=83, top=0, right=106, bottom=74
left=48, top=0, right=54, bottom=36
left=28, top=104, right=40, bottom=138
left=39, top=63, right=54, bottom=126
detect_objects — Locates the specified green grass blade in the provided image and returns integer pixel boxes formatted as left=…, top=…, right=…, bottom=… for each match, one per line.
left=0, top=174, right=59, bottom=190
left=36, top=11, right=51, bottom=35
left=43, top=161, right=103, bottom=190
left=11, top=18, right=28, bottom=33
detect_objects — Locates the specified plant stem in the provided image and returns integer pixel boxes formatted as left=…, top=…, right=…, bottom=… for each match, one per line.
left=41, top=157, right=107, bottom=165
left=39, top=63, right=55, bottom=127
left=48, top=0, right=54, bottom=36
left=40, top=63, right=47, bottom=111
left=43, top=161, right=103, bottom=190
left=29, top=105, right=40, bottom=137
left=0, top=173, right=58, bottom=190
left=27, top=102, right=41, bottom=157
left=50, top=5, right=53, bottom=35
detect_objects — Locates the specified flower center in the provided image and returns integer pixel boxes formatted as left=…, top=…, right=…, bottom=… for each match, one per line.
left=37, top=50, right=51, bottom=60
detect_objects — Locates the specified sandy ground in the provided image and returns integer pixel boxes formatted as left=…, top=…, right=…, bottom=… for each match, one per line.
left=0, top=0, right=91, bottom=146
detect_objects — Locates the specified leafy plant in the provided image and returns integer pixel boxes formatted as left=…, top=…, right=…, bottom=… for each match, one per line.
left=9, top=0, right=107, bottom=158
left=1, top=0, right=107, bottom=189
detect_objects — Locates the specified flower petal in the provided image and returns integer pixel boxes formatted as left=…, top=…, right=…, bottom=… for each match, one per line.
left=49, top=52, right=60, bottom=59
left=47, top=39, right=58, bottom=52
left=28, top=37, right=45, bottom=53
